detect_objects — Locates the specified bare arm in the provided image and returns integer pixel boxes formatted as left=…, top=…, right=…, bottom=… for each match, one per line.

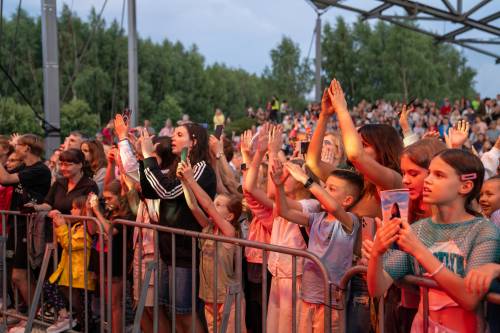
left=270, top=159, right=309, bottom=226
left=180, top=181, right=209, bottom=228
left=286, top=162, right=353, bottom=233
left=306, top=88, right=336, bottom=182
left=329, top=79, right=402, bottom=190
left=179, top=161, right=235, bottom=237
left=0, top=163, right=19, bottom=185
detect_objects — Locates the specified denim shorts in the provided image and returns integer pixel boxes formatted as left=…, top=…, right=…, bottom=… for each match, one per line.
left=160, top=265, right=196, bottom=315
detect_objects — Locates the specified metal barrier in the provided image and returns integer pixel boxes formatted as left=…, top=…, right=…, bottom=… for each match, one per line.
left=0, top=210, right=106, bottom=333
left=0, top=210, right=335, bottom=333
left=110, top=218, right=334, bottom=333
left=337, top=265, right=500, bottom=333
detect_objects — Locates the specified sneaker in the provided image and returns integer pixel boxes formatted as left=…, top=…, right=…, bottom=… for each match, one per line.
left=46, top=316, right=77, bottom=333
left=7, top=320, right=26, bottom=333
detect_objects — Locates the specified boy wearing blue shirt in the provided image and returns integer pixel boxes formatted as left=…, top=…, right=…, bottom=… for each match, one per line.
left=271, top=160, right=363, bottom=333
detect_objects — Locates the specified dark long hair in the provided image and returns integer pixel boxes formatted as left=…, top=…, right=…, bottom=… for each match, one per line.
left=358, top=124, right=403, bottom=196
left=436, top=149, right=484, bottom=217
left=358, top=124, right=403, bottom=174
left=59, top=148, right=93, bottom=179
left=81, top=140, right=107, bottom=173
left=167, top=123, right=210, bottom=177
left=402, top=138, right=446, bottom=170
left=153, top=136, right=175, bottom=170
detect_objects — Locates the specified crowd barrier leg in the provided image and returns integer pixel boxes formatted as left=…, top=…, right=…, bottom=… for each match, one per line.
left=171, top=234, right=176, bottom=333
left=235, top=245, right=242, bottom=333
left=422, top=287, right=429, bottom=333
left=1, top=211, right=7, bottom=330
left=292, top=256, right=297, bottom=333
left=261, top=250, right=268, bottom=333
left=132, top=261, right=156, bottom=333
left=25, top=243, right=55, bottom=332
left=191, top=238, right=196, bottom=333
left=220, top=282, right=240, bottom=333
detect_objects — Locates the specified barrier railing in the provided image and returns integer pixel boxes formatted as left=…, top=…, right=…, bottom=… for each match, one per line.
left=337, top=265, right=500, bottom=333
left=111, top=218, right=334, bottom=333
left=0, top=210, right=335, bottom=333
left=0, top=210, right=106, bottom=333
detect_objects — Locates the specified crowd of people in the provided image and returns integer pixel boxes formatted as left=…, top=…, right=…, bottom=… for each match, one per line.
left=0, top=79, right=498, bottom=333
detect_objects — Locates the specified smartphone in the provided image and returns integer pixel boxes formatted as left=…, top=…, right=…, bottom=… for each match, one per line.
left=214, top=125, right=224, bottom=140
left=122, top=108, right=132, bottom=123
left=406, top=97, right=417, bottom=108
left=300, top=141, right=310, bottom=155
left=181, top=147, right=188, bottom=162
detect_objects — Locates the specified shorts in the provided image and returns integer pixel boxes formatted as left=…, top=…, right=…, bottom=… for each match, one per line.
left=9, top=230, right=28, bottom=269
left=163, top=265, right=196, bottom=315
left=133, top=251, right=169, bottom=308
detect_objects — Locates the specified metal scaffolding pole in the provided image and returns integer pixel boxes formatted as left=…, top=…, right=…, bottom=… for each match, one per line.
left=41, top=0, right=60, bottom=156
left=128, top=0, right=139, bottom=127
left=315, top=13, right=322, bottom=102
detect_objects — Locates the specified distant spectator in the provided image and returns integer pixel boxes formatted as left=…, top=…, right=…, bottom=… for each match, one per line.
left=177, top=113, right=191, bottom=125
left=213, top=108, right=225, bottom=129
left=143, top=119, right=156, bottom=135
left=159, top=118, right=174, bottom=137
left=486, top=121, right=499, bottom=143
left=440, top=98, right=451, bottom=115
left=63, top=131, right=85, bottom=151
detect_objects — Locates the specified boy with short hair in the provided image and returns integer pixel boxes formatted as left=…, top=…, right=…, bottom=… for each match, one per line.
left=271, top=161, right=363, bottom=333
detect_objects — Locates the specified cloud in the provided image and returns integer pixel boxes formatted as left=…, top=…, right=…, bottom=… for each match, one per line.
left=3, top=0, right=499, bottom=95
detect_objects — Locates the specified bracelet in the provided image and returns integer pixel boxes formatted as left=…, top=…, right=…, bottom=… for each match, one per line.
left=303, top=177, right=314, bottom=189
left=428, top=263, right=445, bottom=277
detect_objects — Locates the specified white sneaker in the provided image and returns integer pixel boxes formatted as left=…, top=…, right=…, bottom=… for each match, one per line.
left=8, top=320, right=26, bottom=333
left=46, top=316, right=76, bottom=333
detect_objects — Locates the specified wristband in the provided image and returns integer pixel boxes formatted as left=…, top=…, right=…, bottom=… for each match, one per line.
left=303, top=177, right=314, bottom=189
left=428, top=263, right=445, bottom=277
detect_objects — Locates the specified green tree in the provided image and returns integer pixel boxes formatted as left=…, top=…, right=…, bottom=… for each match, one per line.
left=60, top=99, right=100, bottom=138
left=263, top=36, right=313, bottom=109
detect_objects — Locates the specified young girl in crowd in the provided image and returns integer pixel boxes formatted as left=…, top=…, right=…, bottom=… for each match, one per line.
left=368, top=149, right=500, bottom=332
left=479, top=175, right=500, bottom=227
left=271, top=158, right=363, bottom=333
left=323, top=79, right=403, bottom=332
left=48, top=196, right=95, bottom=332
left=177, top=159, right=246, bottom=333
left=89, top=180, right=135, bottom=333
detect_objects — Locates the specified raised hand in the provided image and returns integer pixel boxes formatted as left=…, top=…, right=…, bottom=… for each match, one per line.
left=114, top=114, right=129, bottom=141
left=140, top=128, right=156, bottom=158
left=270, top=158, right=288, bottom=186
left=399, top=104, right=414, bottom=134
left=321, top=86, right=335, bottom=116
left=285, top=161, right=308, bottom=184
left=209, top=135, right=223, bottom=158
left=9, top=133, right=20, bottom=146
left=444, top=119, right=470, bottom=149
left=327, top=79, right=348, bottom=113
left=372, top=217, right=400, bottom=256
left=256, top=123, right=271, bottom=153
left=268, top=125, right=283, bottom=155
left=240, top=130, right=253, bottom=155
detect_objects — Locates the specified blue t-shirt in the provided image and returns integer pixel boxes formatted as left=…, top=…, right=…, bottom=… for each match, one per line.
left=301, top=212, right=359, bottom=305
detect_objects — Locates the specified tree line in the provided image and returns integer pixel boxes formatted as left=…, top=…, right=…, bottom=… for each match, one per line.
left=0, top=6, right=476, bottom=136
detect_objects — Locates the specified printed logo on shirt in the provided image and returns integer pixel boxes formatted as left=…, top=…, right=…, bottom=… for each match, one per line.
left=426, top=240, right=466, bottom=276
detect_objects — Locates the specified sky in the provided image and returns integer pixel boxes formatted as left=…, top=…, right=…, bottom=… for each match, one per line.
left=4, top=0, right=500, bottom=98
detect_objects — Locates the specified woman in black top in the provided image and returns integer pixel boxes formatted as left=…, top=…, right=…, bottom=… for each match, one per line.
left=140, top=123, right=216, bottom=333
left=34, top=149, right=99, bottom=215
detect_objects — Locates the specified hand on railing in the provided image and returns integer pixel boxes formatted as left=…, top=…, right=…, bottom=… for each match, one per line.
left=465, top=263, right=500, bottom=295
